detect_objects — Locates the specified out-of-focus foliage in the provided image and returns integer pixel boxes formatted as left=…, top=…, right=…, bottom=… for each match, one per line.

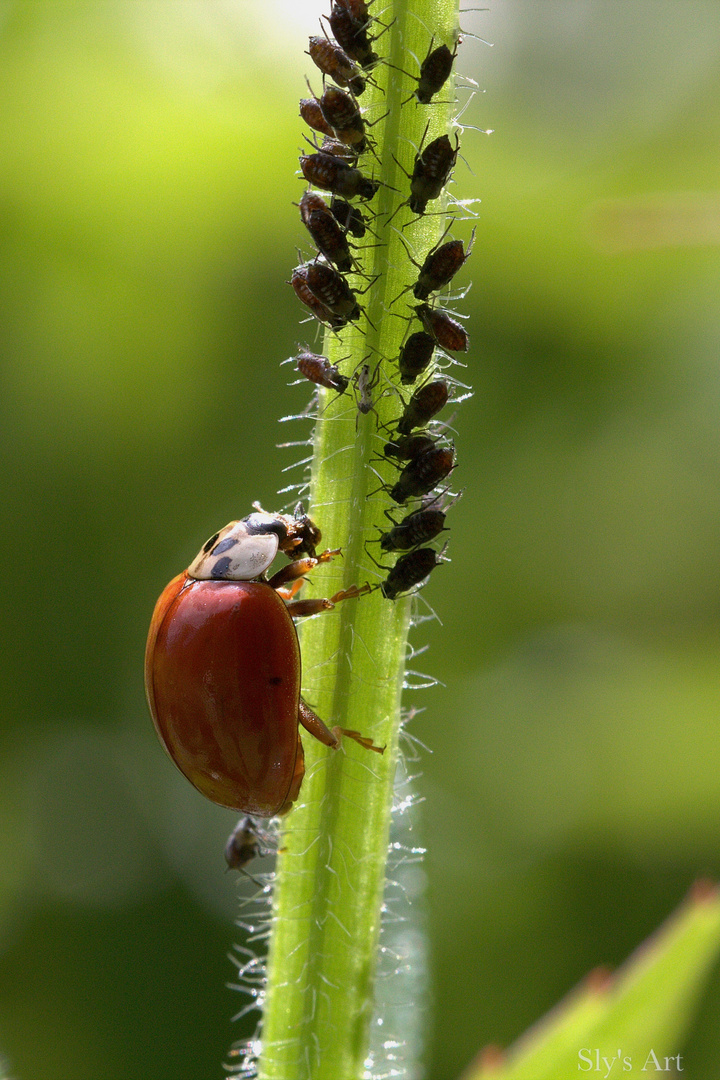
left=1, top=3, right=720, bottom=1079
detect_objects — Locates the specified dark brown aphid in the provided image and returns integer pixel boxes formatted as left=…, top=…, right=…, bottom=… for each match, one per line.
left=413, top=236, right=471, bottom=300
left=300, top=152, right=379, bottom=200
left=386, top=38, right=459, bottom=106
left=308, top=35, right=366, bottom=96
left=300, top=98, right=335, bottom=138
left=297, top=351, right=349, bottom=395
left=379, top=506, right=447, bottom=552
left=384, top=432, right=437, bottom=461
left=389, top=445, right=455, bottom=503
left=409, top=133, right=459, bottom=214
left=225, top=816, right=263, bottom=872
left=415, top=303, right=469, bottom=352
left=320, top=136, right=360, bottom=162
left=412, top=40, right=459, bottom=104
left=380, top=547, right=444, bottom=599
left=397, top=379, right=449, bottom=435
left=291, top=264, right=346, bottom=328
left=328, top=0, right=378, bottom=69
left=398, top=330, right=435, bottom=384
left=299, top=192, right=353, bottom=271
left=317, top=85, right=366, bottom=149
left=330, top=196, right=367, bottom=238
left=306, top=260, right=360, bottom=320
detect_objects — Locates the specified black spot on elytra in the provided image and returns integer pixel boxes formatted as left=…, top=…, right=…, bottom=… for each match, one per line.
left=269, top=676, right=283, bottom=686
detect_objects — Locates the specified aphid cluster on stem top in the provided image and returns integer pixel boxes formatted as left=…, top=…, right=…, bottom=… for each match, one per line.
left=145, top=3, right=478, bottom=875
left=289, top=0, right=472, bottom=606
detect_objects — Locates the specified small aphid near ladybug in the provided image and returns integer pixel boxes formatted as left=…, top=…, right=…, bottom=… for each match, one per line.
left=415, top=302, right=470, bottom=353
left=307, top=35, right=366, bottom=96
left=396, top=378, right=450, bottom=435
left=145, top=509, right=384, bottom=817
left=296, top=350, right=349, bottom=395
left=299, top=192, right=353, bottom=272
left=225, top=815, right=268, bottom=873
left=378, top=505, right=448, bottom=552
left=379, top=546, right=446, bottom=600
left=300, top=152, right=379, bottom=200
left=389, top=444, right=455, bottom=503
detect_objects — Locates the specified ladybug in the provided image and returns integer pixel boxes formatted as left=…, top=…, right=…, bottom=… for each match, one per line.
left=145, top=510, right=383, bottom=818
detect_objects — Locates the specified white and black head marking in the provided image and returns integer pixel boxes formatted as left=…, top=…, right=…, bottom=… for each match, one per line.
left=187, top=519, right=280, bottom=581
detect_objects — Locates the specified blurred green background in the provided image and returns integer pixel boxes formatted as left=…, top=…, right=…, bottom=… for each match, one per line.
left=2, top=1, right=720, bottom=1077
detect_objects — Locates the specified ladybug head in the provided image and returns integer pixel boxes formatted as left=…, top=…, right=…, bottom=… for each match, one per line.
left=187, top=520, right=279, bottom=581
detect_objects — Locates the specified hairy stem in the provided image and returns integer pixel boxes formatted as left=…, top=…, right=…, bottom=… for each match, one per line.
left=257, top=2, right=460, bottom=1078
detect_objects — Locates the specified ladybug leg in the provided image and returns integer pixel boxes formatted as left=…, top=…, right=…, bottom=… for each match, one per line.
left=268, top=551, right=341, bottom=591
left=285, top=582, right=371, bottom=617
left=275, top=578, right=307, bottom=602
left=299, top=698, right=385, bottom=755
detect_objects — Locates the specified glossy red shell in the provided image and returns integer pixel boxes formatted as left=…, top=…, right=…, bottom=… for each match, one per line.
left=145, top=572, right=303, bottom=816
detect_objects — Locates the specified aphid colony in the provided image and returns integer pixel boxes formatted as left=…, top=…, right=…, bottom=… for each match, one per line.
left=145, top=1, right=474, bottom=840
left=290, top=0, right=472, bottom=605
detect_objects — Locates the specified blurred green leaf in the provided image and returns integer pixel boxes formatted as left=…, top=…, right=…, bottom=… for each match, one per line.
left=460, top=883, right=720, bottom=1080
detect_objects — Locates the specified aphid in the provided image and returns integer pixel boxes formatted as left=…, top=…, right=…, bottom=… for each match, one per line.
left=415, top=303, right=469, bottom=352
left=383, top=431, right=437, bottom=461
left=146, top=511, right=383, bottom=816
left=389, top=445, right=455, bottom=503
left=380, top=546, right=444, bottom=600
left=299, top=192, right=353, bottom=272
left=396, top=379, right=449, bottom=435
left=290, top=264, right=347, bottom=328
left=379, top=505, right=447, bottom=553
left=413, top=232, right=472, bottom=300
left=299, top=98, right=335, bottom=138
left=328, top=0, right=378, bottom=69
left=320, top=136, right=359, bottom=161
left=312, top=84, right=366, bottom=150
left=308, top=35, right=366, bottom=96
left=330, top=195, right=367, bottom=238
left=306, top=260, right=360, bottom=321
left=296, top=351, right=349, bottom=395
left=409, top=132, right=459, bottom=215
left=409, top=39, right=459, bottom=104
left=300, top=152, right=379, bottom=200
left=225, top=816, right=266, bottom=872
left=354, top=361, right=380, bottom=417
left=398, top=330, right=435, bottom=384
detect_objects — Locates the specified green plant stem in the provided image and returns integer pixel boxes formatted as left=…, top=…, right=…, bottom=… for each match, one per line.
left=257, top=2, right=459, bottom=1077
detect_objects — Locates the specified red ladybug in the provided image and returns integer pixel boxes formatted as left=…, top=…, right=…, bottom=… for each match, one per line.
left=145, top=509, right=382, bottom=817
